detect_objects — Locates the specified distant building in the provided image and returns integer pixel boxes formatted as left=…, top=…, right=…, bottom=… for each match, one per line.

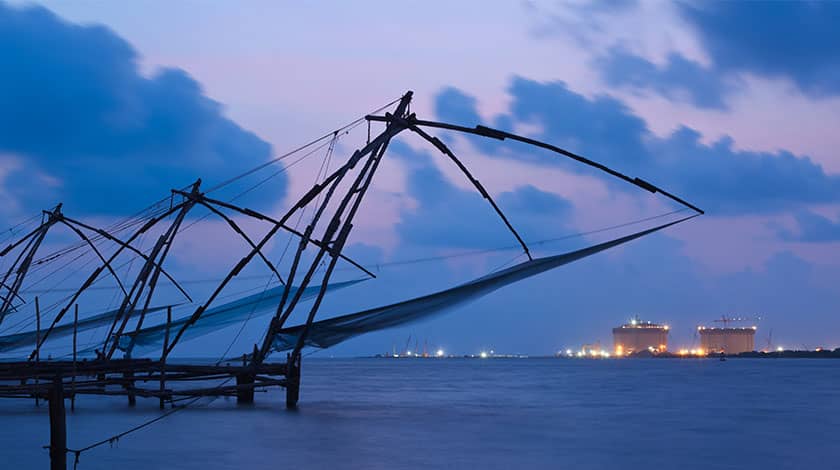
left=612, top=317, right=669, bottom=355
left=698, top=326, right=756, bottom=354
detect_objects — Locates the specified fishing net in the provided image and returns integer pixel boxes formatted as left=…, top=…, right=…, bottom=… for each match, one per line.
left=0, top=280, right=363, bottom=353
left=272, top=217, right=689, bottom=352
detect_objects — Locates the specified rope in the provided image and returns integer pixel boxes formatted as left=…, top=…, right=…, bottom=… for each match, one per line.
left=204, top=96, right=402, bottom=194
left=64, top=379, right=233, bottom=469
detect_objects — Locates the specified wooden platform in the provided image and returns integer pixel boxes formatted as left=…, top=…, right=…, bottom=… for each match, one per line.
left=0, top=358, right=289, bottom=402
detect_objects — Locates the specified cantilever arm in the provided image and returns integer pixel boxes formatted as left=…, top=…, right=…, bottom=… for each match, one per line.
left=366, top=115, right=704, bottom=215
left=27, top=203, right=188, bottom=360
left=62, top=215, right=193, bottom=303
left=56, top=219, right=128, bottom=297
left=184, top=192, right=377, bottom=279
left=193, top=200, right=286, bottom=285
left=0, top=224, right=44, bottom=257
left=398, top=119, right=532, bottom=261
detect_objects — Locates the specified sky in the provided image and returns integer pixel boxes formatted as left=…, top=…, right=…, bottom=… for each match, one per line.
left=1, top=0, right=839, bottom=356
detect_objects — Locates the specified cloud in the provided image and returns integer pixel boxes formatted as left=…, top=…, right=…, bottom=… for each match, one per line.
left=433, top=78, right=840, bottom=215
left=776, top=211, right=840, bottom=243
left=596, top=47, right=738, bottom=109
left=0, top=3, right=279, bottom=216
left=680, top=1, right=840, bottom=97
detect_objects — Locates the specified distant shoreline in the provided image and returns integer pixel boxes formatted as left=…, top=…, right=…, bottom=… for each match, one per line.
left=365, top=349, right=840, bottom=360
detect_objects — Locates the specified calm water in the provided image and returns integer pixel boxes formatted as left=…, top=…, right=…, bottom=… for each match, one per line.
left=2, top=358, right=838, bottom=469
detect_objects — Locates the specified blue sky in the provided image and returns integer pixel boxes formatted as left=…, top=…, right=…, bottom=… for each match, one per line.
left=1, top=1, right=839, bottom=356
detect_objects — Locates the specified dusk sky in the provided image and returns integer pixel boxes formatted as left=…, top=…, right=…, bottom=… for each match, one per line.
left=2, top=1, right=840, bottom=356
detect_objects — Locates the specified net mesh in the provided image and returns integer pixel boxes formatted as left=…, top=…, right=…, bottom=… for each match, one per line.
left=272, top=218, right=687, bottom=352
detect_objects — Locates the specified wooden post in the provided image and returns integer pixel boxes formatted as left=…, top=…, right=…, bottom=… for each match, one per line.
left=35, top=296, right=41, bottom=407
left=285, top=353, right=300, bottom=409
left=160, top=306, right=171, bottom=409
left=125, top=369, right=136, bottom=406
left=48, top=375, right=66, bottom=470
left=236, top=373, right=255, bottom=404
left=71, top=304, right=78, bottom=412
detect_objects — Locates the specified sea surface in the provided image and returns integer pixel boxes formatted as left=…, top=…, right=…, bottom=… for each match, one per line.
left=2, top=358, right=839, bottom=469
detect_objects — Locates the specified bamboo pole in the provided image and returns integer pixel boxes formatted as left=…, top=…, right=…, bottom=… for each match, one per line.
left=160, top=306, right=171, bottom=409
left=35, top=296, right=40, bottom=407
left=71, top=304, right=78, bottom=412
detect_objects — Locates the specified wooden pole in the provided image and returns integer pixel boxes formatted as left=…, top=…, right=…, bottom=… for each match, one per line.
left=48, top=375, right=66, bottom=470
left=160, top=306, right=171, bottom=409
left=125, top=369, right=136, bottom=407
left=285, top=352, right=300, bottom=409
left=71, top=304, right=78, bottom=412
left=236, top=373, right=255, bottom=404
left=35, top=296, right=40, bottom=407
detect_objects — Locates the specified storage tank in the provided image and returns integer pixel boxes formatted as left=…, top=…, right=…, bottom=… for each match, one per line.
left=698, top=326, right=756, bottom=354
left=612, top=317, right=669, bottom=355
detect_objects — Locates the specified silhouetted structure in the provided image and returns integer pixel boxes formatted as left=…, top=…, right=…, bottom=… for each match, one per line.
left=0, top=91, right=703, bottom=468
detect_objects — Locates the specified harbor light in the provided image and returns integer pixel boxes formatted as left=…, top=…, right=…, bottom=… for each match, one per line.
left=776, top=346, right=784, bottom=352
left=435, top=349, right=445, bottom=357
left=480, top=351, right=488, bottom=359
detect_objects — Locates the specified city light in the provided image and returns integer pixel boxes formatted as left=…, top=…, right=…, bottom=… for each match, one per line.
left=777, top=346, right=784, bottom=352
